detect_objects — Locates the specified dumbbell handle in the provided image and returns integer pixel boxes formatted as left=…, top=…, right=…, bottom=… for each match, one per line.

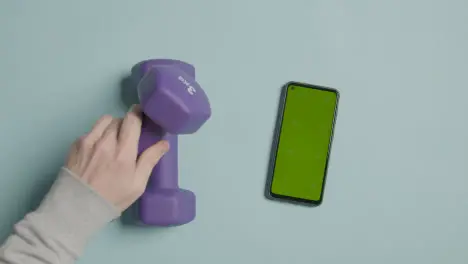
left=138, top=115, right=178, bottom=190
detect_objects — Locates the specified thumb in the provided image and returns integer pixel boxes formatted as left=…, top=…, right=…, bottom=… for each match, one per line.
left=136, top=140, right=170, bottom=181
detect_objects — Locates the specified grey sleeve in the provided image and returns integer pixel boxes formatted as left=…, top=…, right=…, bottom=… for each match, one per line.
left=0, top=168, right=121, bottom=264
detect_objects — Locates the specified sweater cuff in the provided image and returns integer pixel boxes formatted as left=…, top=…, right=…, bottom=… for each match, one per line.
left=27, top=167, right=120, bottom=256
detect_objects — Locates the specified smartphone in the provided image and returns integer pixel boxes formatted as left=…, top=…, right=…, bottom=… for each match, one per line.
left=265, top=81, right=339, bottom=206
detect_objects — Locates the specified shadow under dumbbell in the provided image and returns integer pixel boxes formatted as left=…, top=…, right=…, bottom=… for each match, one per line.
left=118, top=206, right=172, bottom=236
left=120, top=75, right=139, bottom=110
left=120, top=203, right=139, bottom=226
left=119, top=75, right=142, bottom=228
left=119, top=203, right=166, bottom=231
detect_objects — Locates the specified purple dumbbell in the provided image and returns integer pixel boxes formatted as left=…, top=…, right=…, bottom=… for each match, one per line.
left=131, top=59, right=211, bottom=226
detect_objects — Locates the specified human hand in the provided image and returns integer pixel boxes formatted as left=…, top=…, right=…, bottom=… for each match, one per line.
left=65, top=105, right=169, bottom=212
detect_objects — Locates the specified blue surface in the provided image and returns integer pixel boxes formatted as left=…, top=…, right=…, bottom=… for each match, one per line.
left=1, top=0, right=468, bottom=263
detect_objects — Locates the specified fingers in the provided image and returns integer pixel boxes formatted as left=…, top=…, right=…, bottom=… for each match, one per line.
left=118, top=105, right=143, bottom=152
left=136, top=140, right=170, bottom=182
left=101, top=118, right=123, bottom=143
left=85, top=115, right=114, bottom=144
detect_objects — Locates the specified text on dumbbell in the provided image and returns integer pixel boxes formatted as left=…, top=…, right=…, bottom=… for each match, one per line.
left=178, top=76, right=197, bottom=95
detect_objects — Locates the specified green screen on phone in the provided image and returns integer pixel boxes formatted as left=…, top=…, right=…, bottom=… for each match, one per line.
left=270, top=83, right=338, bottom=203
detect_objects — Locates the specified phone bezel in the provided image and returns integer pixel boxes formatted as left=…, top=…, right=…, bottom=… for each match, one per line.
left=264, top=81, right=340, bottom=206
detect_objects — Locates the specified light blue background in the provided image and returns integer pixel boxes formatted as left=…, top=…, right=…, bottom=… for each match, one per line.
left=1, top=0, right=468, bottom=263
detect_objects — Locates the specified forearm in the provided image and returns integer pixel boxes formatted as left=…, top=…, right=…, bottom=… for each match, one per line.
left=0, top=168, right=120, bottom=264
